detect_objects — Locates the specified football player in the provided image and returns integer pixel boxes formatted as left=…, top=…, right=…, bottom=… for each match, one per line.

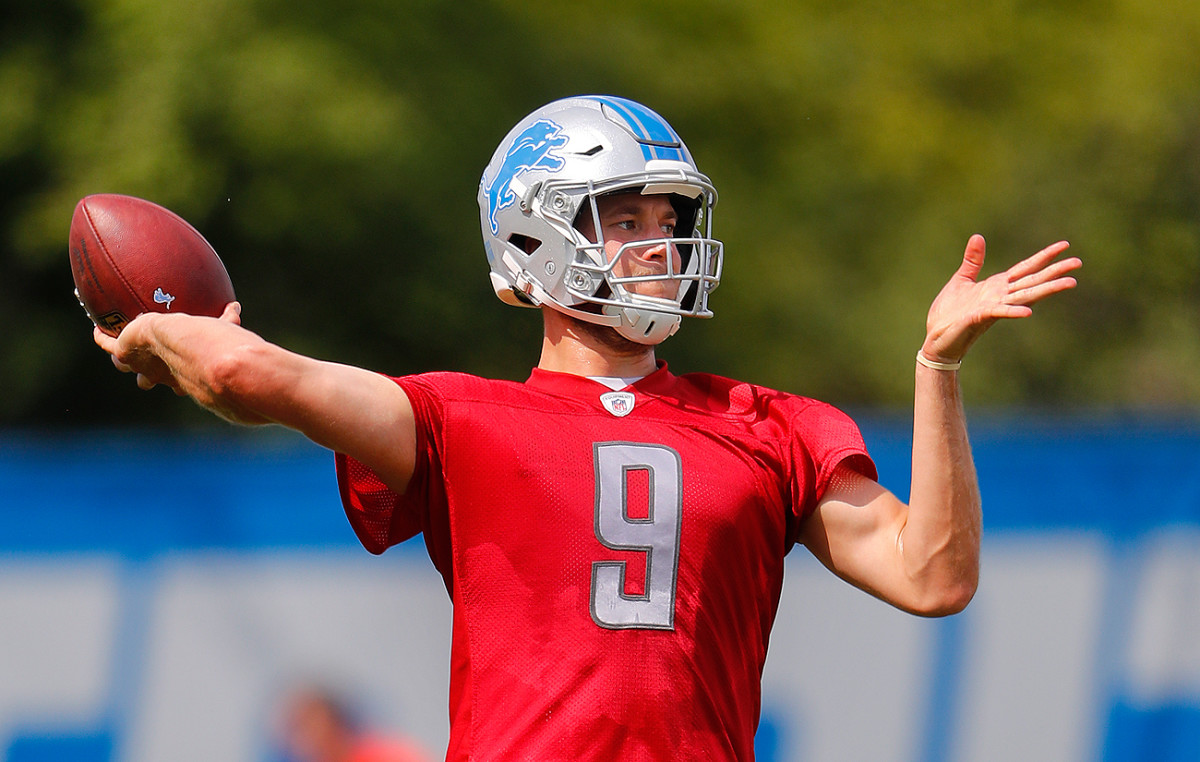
left=95, top=95, right=1080, bottom=760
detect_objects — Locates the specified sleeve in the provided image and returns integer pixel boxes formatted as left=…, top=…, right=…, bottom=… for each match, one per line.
left=786, top=398, right=877, bottom=529
left=334, top=374, right=445, bottom=555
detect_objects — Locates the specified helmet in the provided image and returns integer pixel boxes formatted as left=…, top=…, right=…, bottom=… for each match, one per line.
left=478, top=95, right=723, bottom=344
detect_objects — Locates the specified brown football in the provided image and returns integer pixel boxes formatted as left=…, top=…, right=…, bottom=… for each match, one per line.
left=69, top=194, right=236, bottom=336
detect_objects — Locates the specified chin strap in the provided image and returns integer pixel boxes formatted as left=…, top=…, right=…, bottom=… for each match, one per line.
left=605, top=304, right=681, bottom=345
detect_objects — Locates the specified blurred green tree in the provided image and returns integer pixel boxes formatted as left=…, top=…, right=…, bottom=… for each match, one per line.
left=2, top=0, right=1198, bottom=427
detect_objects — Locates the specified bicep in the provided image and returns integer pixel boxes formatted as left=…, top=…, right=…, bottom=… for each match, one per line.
left=798, top=464, right=912, bottom=606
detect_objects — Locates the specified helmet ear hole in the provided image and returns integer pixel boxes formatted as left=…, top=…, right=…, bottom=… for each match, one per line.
left=509, top=234, right=542, bottom=256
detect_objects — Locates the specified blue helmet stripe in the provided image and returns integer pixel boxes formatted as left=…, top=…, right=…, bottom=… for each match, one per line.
left=593, top=96, right=685, bottom=162
left=592, top=97, right=655, bottom=160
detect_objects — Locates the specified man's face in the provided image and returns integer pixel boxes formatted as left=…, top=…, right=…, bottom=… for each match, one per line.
left=576, top=192, right=685, bottom=302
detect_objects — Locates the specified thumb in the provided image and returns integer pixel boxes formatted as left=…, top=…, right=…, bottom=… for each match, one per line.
left=957, top=234, right=987, bottom=282
left=221, top=301, right=242, bottom=325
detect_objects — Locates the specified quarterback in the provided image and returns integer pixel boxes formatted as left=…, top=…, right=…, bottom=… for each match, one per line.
left=95, top=96, right=1080, bottom=760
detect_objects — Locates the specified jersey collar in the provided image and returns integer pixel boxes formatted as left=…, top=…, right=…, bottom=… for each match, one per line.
left=525, top=360, right=673, bottom=397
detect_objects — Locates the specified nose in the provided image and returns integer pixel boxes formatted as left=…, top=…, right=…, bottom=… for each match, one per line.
left=630, top=240, right=679, bottom=270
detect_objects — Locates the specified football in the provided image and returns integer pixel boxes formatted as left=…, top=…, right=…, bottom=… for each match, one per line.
left=69, top=194, right=236, bottom=336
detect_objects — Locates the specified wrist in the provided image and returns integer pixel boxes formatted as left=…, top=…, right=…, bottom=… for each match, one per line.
left=916, top=350, right=961, bottom=371
left=130, top=311, right=167, bottom=351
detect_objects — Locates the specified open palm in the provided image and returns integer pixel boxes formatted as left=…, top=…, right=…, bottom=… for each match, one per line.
left=922, top=235, right=1081, bottom=363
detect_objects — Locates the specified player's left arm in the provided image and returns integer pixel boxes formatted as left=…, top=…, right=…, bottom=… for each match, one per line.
left=799, top=235, right=1080, bottom=616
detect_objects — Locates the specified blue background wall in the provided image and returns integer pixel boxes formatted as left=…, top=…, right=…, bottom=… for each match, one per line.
left=1, top=418, right=1197, bottom=761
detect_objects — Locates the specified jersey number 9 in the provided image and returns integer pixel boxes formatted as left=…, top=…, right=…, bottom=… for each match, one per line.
left=590, top=442, right=683, bottom=630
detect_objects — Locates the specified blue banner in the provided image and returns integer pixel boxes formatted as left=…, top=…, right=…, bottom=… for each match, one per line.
left=1, top=419, right=1197, bottom=762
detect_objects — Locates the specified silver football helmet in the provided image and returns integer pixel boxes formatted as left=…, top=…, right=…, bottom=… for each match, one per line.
left=478, top=95, right=723, bottom=344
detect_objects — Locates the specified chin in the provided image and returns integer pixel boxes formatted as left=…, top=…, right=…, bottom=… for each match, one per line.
left=574, top=318, right=658, bottom=355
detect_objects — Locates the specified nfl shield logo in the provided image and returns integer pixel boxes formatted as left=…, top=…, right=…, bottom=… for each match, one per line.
left=600, top=391, right=636, bottom=417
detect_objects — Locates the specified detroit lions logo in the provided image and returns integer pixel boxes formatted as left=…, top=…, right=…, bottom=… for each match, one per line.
left=153, top=287, right=176, bottom=310
left=484, top=119, right=569, bottom=235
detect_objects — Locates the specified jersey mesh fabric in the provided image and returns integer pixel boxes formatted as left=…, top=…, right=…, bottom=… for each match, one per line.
left=335, top=363, right=876, bottom=761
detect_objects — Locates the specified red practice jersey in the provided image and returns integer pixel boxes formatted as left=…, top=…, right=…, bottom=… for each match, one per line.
left=336, top=363, right=876, bottom=761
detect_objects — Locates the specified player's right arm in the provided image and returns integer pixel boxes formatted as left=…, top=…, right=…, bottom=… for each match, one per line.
left=93, top=302, right=417, bottom=494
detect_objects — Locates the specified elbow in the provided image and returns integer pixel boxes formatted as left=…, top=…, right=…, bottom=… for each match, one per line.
left=898, top=515, right=981, bottom=617
left=917, top=579, right=978, bottom=618
left=909, top=566, right=979, bottom=618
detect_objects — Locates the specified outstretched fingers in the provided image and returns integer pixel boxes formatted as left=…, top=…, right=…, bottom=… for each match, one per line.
left=1006, top=242, right=1081, bottom=307
left=1006, top=240, right=1075, bottom=280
